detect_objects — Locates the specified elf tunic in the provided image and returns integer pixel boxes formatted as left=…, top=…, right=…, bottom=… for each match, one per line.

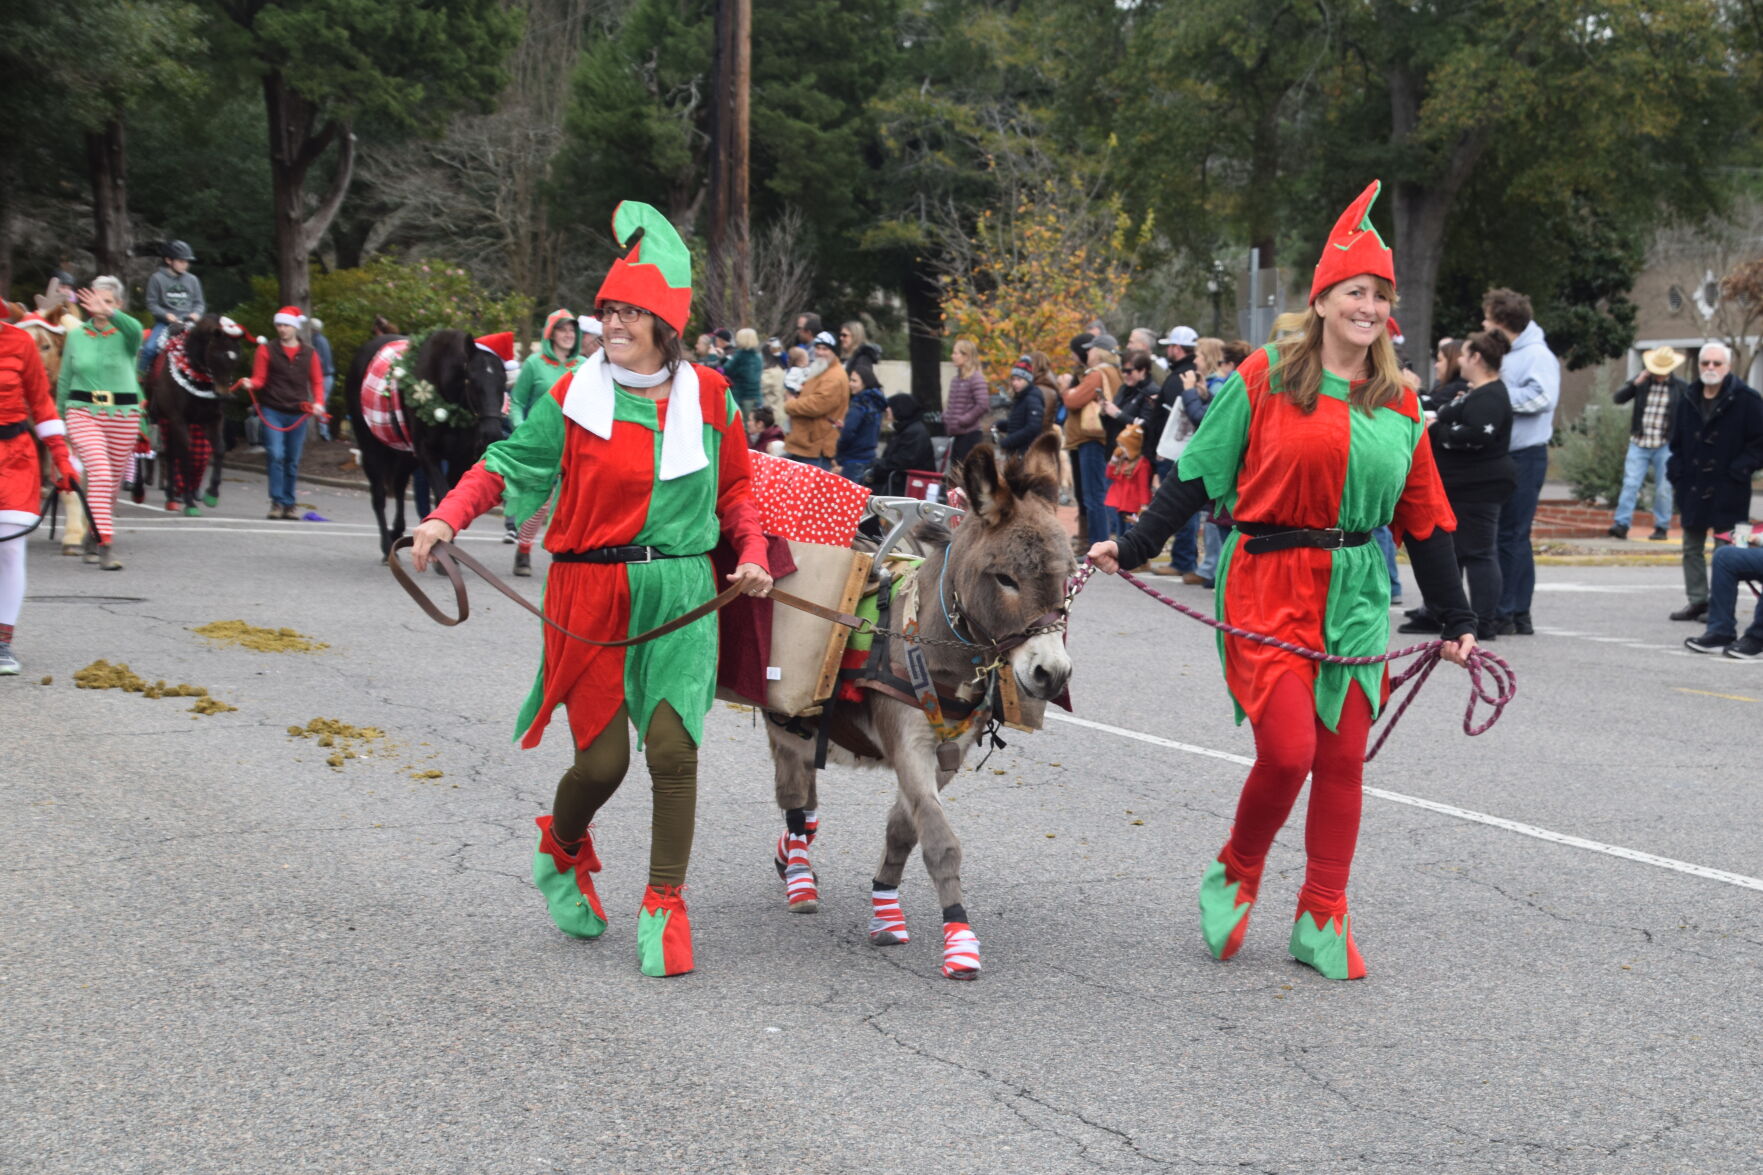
left=430, top=363, right=766, bottom=752
left=1177, top=344, right=1454, bottom=731
left=1, top=323, right=70, bottom=524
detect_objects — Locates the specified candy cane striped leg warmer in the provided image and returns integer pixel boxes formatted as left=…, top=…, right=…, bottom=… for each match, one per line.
left=941, top=904, right=980, bottom=980
left=868, top=882, right=908, bottom=945
left=774, top=808, right=819, bottom=912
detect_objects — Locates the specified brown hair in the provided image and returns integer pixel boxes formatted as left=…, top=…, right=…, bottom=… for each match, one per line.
left=1481, top=288, right=1533, bottom=335
left=1269, top=276, right=1404, bottom=415
left=1436, top=338, right=1463, bottom=384
left=653, top=316, right=688, bottom=373
left=1124, top=353, right=1154, bottom=377
left=1461, top=329, right=1509, bottom=374
left=1222, top=339, right=1252, bottom=367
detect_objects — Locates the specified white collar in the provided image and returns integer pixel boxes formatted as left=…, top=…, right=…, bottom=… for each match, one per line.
left=562, top=351, right=708, bottom=480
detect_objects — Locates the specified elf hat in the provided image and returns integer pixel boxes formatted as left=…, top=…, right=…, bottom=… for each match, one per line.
left=542, top=308, right=576, bottom=340
left=475, top=331, right=520, bottom=371
left=594, top=201, right=692, bottom=334
left=1310, top=180, right=1396, bottom=303
left=273, top=306, right=307, bottom=328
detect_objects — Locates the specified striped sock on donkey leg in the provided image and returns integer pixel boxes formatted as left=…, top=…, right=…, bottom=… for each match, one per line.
left=941, top=903, right=980, bottom=980
left=775, top=807, right=819, bottom=912
left=869, top=882, right=908, bottom=945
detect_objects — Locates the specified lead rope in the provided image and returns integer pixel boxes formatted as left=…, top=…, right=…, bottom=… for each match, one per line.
left=1065, top=561, right=1516, bottom=762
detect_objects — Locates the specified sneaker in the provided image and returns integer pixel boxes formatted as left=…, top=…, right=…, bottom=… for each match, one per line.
left=1512, top=612, right=1534, bottom=636
left=1670, top=601, right=1709, bottom=622
left=1181, top=572, right=1208, bottom=585
left=1492, top=615, right=1516, bottom=636
left=1649, top=527, right=1670, bottom=541
left=513, top=549, right=532, bottom=578
left=1150, top=564, right=1184, bottom=576
left=0, top=643, right=18, bottom=675
left=1684, top=633, right=1733, bottom=654
left=1606, top=523, right=1629, bottom=540
left=1724, top=635, right=1763, bottom=660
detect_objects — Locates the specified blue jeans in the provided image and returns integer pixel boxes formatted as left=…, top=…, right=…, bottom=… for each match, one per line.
left=261, top=408, right=308, bottom=507
left=1373, top=525, right=1401, bottom=601
left=1498, top=443, right=1549, bottom=618
left=790, top=455, right=834, bottom=471
left=1614, top=441, right=1672, bottom=529
left=1196, top=509, right=1224, bottom=578
left=840, top=459, right=870, bottom=486
left=1703, top=545, right=1763, bottom=640
left=138, top=323, right=170, bottom=375
left=1076, top=442, right=1110, bottom=543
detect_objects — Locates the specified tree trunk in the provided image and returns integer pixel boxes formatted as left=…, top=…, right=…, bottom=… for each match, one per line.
left=264, top=71, right=356, bottom=310
left=86, top=116, right=131, bottom=277
left=707, top=0, right=753, bottom=327
left=904, top=258, right=944, bottom=415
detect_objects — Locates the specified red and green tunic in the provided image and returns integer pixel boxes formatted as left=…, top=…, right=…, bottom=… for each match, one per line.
left=430, top=363, right=766, bottom=751
left=1177, top=345, right=1454, bottom=730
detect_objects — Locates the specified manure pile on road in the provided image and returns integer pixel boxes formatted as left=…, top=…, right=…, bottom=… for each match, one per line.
left=73, top=660, right=235, bottom=718
left=192, top=621, right=328, bottom=653
left=288, top=717, right=387, bottom=770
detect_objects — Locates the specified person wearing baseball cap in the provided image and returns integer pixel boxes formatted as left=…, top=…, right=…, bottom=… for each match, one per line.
left=1088, top=180, right=1476, bottom=981
left=1607, top=346, right=1686, bottom=541
left=409, top=200, right=770, bottom=978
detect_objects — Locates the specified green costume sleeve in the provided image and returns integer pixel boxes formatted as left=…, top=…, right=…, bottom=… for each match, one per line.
left=508, top=356, right=541, bottom=430
left=1176, top=369, right=1253, bottom=507
left=482, top=390, right=565, bottom=525
left=113, top=311, right=143, bottom=352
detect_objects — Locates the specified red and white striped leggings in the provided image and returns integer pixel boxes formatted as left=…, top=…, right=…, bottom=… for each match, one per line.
left=516, top=490, right=554, bottom=549
left=65, top=408, right=141, bottom=544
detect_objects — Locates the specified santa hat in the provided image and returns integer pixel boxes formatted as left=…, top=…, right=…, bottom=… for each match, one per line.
left=594, top=201, right=692, bottom=334
left=1310, top=180, right=1395, bottom=303
left=1386, top=317, right=1404, bottom=345
left=273, top=306, right=307, bottom=328
left=475, top=331, right=520, bottom=372
left=579, top=315, right=603, bottom=337
left=15, top=311, right=65, bottom=335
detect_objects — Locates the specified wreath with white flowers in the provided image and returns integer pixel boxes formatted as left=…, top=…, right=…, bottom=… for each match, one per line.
left=390, top=333, right=477, bottom=430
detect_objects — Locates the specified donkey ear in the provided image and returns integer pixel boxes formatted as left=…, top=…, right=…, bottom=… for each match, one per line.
left=959, top=442, right=1012, bottom=524
left=1018, top=432, right=1062, bottom=499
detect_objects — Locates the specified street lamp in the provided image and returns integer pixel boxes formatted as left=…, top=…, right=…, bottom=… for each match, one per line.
left=1206, top=260, right=1224, bottom=336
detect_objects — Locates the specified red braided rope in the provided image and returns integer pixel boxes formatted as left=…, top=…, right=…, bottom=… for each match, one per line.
left=1067, top=563, right=1517, bottom=762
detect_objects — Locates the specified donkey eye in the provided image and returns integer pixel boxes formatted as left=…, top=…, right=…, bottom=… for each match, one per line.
left=994, top=572, right=1019, bottom=591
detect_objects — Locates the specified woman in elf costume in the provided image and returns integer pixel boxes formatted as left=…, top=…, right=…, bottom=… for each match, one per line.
left=1089, top=181, right=1477, bottom=980
left=410, top=203, right=772, bottom=977
left=506, top=308, right=584, bottom=577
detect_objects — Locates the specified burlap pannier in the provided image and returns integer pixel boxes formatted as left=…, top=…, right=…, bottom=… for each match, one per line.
left=718, top=540, right=873, bottom=717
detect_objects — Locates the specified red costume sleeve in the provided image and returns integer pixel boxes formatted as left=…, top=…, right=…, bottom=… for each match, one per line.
left=426, top=460, right=507, bottom=535
left=1389, top=390, right=1457, bottom=544
left=716, top=396, right=769, bottom=570
left=250, top=346, right=270, bottom=388
left=308, top=349, right=325, bottom=403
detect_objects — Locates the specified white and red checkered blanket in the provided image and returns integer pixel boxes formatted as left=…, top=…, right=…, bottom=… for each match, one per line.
left=360, top=338, right=414, bottom=453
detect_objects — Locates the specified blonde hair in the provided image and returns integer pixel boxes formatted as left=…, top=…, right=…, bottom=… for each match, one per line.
left=841, top=320, right=867, bottom=354
left=735, top=327, right=759, bottom=351
left=1270, top=276, right=1404, bottom=415
left=1194, top=337, right=1224, bottom=378
left=953, top=336, right=981, bottom=377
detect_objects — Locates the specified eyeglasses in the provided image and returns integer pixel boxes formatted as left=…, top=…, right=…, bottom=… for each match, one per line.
left=1700, top=359, right=1728, bottom=368
left=599, top=304, right=651, bottom=324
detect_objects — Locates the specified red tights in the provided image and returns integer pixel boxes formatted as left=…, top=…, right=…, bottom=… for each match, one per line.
left=1225, top=672, right=1372, bottom=905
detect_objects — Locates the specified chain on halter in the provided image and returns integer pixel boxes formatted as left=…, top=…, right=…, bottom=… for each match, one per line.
left=1065, top=560, right=1516, bottom=762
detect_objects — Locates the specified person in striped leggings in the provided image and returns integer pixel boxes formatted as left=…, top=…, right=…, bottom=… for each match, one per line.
left=56, top=279, right=144, bottom=571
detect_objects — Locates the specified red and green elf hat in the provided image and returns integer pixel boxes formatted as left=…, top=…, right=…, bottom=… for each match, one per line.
left=594, top=201, right=692, bottom=334
left=1310, top=180, right=1395, bottom=303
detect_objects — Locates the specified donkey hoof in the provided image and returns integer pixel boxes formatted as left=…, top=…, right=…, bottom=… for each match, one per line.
left=941, top=922, right=981, bottom=980
left=788, top=897, right=820, bottom=914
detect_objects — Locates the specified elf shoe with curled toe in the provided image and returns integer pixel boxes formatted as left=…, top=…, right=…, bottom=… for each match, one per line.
left=637, top=885, right=694, bottom=977
left=1288, top=889, right=1367, bottom=980
left=1198, top=843, right=1263, bottom=960
left=531, top=815, right=606, bottom=939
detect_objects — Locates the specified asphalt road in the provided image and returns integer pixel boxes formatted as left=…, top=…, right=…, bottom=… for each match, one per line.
left=5, top=470, right=1761, bottom=1174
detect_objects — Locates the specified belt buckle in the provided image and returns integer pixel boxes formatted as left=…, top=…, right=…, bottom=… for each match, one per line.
left=91, top=390, right=115, bottom=408
left=1322, top=528, right=1345, bottom=550
left=635, top=546, right=653, bottom=564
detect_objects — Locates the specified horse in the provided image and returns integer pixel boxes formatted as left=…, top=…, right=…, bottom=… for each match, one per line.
left=762, top=434, right=1077, bottom=980
left=18, top=306, right=85, bottom=551
left=145, top=315, right=245, bottom=514
left=344, top=329, right=508, bottom=560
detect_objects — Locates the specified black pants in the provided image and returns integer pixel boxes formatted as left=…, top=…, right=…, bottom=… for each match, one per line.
left=1451, top=500, right=1503, bottom=627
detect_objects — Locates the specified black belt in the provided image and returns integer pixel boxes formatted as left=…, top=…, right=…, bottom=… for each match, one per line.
left=68, top=390, right=140, bottom=407
left=0, top=420, right=27, bottom=440
left=551, top=545, right=703, bottom=565
left=1236, top=521, right=1371, bottom=554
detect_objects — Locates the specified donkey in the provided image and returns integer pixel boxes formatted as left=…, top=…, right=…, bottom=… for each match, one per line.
left=763, top=434, right=1076, bottom=980
left=145, top=315, right=245, bottom=514
left=345, top=330, right=508, bottom=560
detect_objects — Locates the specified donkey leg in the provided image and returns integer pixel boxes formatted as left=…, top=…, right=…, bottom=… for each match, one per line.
left=868, top=797, right=917, bottom=946
left=766, top=720, right=821, bottom=913
left=899, top=764, right=980, bottom=979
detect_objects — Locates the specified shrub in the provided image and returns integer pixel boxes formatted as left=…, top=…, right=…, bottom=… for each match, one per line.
left=1557, top=399, right=1633, bottom=507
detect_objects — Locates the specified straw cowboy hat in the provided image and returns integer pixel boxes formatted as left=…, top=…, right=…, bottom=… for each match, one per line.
left=1642, top=346, right=1684, bottom=377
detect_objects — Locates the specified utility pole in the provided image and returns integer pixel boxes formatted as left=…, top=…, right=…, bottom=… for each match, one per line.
left=708, top=0, right=752, bottom=326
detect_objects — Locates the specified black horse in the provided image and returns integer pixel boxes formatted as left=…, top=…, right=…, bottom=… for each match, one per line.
left=345, top=329, right=508, bottom=560
left=145, top=315, right=245, bottom=514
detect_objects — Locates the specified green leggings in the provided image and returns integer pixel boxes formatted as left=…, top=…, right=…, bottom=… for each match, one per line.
left=551, top=702, right=698, bottom=888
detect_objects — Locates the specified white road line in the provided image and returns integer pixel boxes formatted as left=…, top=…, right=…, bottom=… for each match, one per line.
left=1045, top=710, right=1763, bottom=893
left=113, top=526, right=508, bottom=542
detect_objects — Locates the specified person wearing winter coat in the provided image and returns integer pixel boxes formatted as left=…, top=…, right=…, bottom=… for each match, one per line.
left=724, top=328, right=764, bottom=419
left=505, top=309, right=585, bottom=575
left=836, top=369, right=888, bottom=484
left=868, top=392, right=935, bottom=495
left=1665, top=342, right=1763, bottom=622
left=943, top=338, right=990, bottom=461
left=784, top=332, right=849, bottom=467
left=1482, top=287, right=1559, bottom=635
left=997, top=360, right=1045, bottom=457
left=138, top=240, right=205, bottom=376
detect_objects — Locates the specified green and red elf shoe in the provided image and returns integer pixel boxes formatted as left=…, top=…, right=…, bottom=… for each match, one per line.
left=1197, top=842, right=1263, bottom=960
left=532, top=815, right=607, bottom=939
left=637, top=885, right=694, bottom=977
left=1288, top=889, right=1367, bottom=980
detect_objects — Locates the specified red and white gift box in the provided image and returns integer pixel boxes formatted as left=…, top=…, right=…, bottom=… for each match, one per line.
left=747, top=451, right=871, bottom=546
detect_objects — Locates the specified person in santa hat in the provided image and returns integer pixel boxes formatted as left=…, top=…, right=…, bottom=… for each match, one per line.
left=1088, top=181, right=1478, bottom=980
left=0, top=318, right=81, bottom=674
left=238, top=307, right=325, bottom=519
left=409, top=201, right=770, bottom=978
left=504, top=310, right=585, bottom=577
